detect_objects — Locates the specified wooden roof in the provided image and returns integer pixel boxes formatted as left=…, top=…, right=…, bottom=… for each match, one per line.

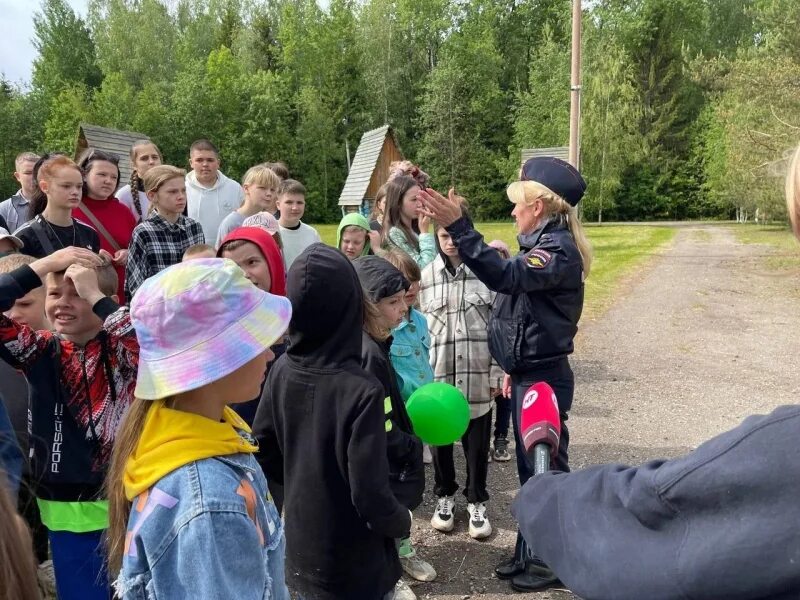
left=75, top=123, right=150, bottom=187
left=521, top=146, right=569, bottom=166
left=339, top=125, right=396, bottom=206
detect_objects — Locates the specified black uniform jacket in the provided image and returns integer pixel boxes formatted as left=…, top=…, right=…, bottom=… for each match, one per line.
left=446, top=216, right=584, bottom=385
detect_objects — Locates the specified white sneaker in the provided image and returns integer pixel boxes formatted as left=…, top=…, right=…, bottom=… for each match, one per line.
left=430, top=495, right=455, bottom=532
left=393, top=578, right=417, bottom=600
left=467, top=502, right=492, bottom=539
left=422, top=444, right=433, bottom=464
left=37, top=560, right=56, bottom=600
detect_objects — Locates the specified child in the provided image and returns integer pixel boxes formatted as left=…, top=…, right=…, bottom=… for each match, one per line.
left=217, top=226, right=287, bottom=425
left=276, top=179, right=320, bottom=269
left=215, top=165, right=281, bottom=247
left=419, top=222, right=503, bottom=540
left=242, top=211, right=283, bottom=249
left=125, top=165, right=205, bottom=299
left=487, top=239, right=512, bottom=462
left=75, top=149, right=138, bottom=304
left=185, top=139, right=244, bottom=244
left=0, top=246, right=138, bottom=600
left=105, top=259, right=292, bottom=599
left=16, top=155, right=100, bottom=258
left=0, top=152, right=39, bottom=232
left=384, top=175, right=436, bottom=269
left=0, top=227, right=24, bottom=257
left=337, top=212, right=372, bottom=259
left=253, top=244, right=412, bottom=600
left=116, top=140, right=162, bottom=222
left=0, top=253, right=50, bottom=566
left=353, top=255, right=433, bottom=599
left=384, top=249, right=434, bottom=465
left=182, top=244, right=215, bottom=261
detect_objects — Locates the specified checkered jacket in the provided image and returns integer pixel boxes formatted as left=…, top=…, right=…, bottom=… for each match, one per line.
left=419, top=255, right=504, bottom=419
left=125, top=213, right=205, bottom=299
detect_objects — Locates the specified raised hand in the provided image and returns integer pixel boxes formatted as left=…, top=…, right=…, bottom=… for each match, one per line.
left=30, top=247, right=104, bottom=280
left=417, top=187, right=464, bottom=228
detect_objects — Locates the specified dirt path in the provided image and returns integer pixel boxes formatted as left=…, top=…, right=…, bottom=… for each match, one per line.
left=407, top=226, right=800, bottom=599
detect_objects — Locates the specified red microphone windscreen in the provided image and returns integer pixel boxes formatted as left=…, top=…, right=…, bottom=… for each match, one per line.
left=520, top=382, right=561, bottom=457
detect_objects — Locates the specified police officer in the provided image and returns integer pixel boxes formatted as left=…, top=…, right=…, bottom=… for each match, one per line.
left=418, top=157, right=591, bottom=593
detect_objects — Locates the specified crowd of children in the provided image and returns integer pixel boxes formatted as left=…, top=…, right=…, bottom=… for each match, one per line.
left=0, top=139, right=587, bottom=600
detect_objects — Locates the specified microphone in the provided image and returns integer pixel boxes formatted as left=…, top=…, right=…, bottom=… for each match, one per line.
left=519, top=382, right=561, bottom=475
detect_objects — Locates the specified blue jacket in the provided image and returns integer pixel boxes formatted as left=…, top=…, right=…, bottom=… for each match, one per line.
left=390, top=308, right=434, bottom=402
left=513, top=405, right=800, bottom=600
left=116, top=452, right=288, bottom=600
left=447, top=216, right=584, bottom=386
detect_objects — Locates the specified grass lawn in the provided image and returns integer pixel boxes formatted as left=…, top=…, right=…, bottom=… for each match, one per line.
left=312, top=222, right=676, bottom=319
left=728, top=224, right=800, bottom=270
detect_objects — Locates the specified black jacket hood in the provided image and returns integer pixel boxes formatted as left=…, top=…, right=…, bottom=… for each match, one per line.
left=352, top=255, right=409, bottom=303
left=286, top=244, right=362, bottom=368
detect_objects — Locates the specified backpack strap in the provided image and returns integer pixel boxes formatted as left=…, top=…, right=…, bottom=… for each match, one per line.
left=30, top=217, right=57, bottom=256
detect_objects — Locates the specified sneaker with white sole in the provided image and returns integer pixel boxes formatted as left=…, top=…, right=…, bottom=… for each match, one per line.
left=430, top=495, right=455, bottom=532
left=400, top=549, right=437, bottom=581
left=393, top=578, right=417, bottom=600
left=493, top=435, right=512, bottom=462
left=468, top=502, right=492, bottom=539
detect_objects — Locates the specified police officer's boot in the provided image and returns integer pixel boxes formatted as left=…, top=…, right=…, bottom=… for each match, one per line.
left=509, top=559, right=561, bottom=593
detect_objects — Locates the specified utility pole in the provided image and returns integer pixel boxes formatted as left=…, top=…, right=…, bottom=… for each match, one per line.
left=568, top=0, right=582, bottom=170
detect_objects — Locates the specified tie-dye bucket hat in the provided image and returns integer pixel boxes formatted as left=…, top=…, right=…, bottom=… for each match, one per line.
left=130, top=258, right=292, bottom=400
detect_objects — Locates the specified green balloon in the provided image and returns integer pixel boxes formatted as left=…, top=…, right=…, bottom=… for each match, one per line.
left=406, top=382, right=470, bottom=446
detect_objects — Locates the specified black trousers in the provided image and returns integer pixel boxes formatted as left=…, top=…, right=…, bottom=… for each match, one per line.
left=510, top=358, right=574, bottom=564
left=493, top=394, right=511, bottom=439
left=432, top=409, right=492, bottom=504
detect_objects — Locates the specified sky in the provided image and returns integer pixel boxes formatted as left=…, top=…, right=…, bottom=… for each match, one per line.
left=0, top=0, right=90, bottom=86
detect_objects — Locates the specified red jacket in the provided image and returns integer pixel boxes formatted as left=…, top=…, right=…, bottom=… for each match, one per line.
left=74, top=196, right=137, bottom=304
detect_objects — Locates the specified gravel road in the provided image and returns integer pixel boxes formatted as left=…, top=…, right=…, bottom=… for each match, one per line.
left=405, top=226, right=800, bottom=600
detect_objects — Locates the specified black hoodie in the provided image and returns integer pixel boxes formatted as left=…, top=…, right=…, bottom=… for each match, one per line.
left=253, top=244, right=410, bottom=600
left=353, top=256, right=425, bottom=511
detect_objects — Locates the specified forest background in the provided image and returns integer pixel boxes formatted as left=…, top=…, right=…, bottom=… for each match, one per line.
left=1, top=0, right=799, bottom=224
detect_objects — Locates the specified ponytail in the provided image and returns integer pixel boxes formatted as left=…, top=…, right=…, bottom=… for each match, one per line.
left=565, top=206, right=592, bottom=278
left=104, top=397, right=154, bottom=577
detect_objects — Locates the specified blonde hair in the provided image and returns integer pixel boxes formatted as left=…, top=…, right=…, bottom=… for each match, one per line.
left=383, top=247, right=421, bottom=283
left=507, top=180, right=593, bottom=278
left=142, top=165, right=186, bottom=216
left=0, top=471, right=39, bottom=600
left=0, top=253, right=35, bottom=274
left=242, top=165, right=281, bottom=189
left=786, top=144, right=800, bottom=239
left=182, top=244, right=215, bottom=261
left=14, top=152, right=38, bottom=169
left=362, top=293, right=390, bottom=341
left=105, top=397, right=153, bottom=576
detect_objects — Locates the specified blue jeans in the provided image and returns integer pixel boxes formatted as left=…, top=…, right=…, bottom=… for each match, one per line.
left=510, top=358, right=574, bottom=565
left=48, top=529, right=111, bottom=600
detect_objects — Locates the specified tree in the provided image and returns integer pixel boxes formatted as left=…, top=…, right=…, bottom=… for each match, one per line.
left=32, top=0, right=103, bottom=100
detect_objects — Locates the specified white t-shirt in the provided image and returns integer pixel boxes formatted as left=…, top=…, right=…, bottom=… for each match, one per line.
left=116, top=184, right=149, bottom=221
left=280, top=222, right=321, bottom=270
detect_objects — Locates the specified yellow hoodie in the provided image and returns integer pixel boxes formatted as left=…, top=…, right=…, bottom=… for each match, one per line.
left=124, top=400, right=258, bottom=501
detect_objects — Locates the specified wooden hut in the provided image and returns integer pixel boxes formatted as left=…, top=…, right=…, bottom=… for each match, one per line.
left=520, top=146, right=569, bottom=168
left=75, top=123, right=150, bottom=188
left=338, top=125, right=403, bottom=215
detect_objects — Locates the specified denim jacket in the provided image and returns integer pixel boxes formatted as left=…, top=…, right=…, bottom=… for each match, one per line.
left=390, top=307, right=434, bottom=402
left=116, top=452, right=288, bottom=600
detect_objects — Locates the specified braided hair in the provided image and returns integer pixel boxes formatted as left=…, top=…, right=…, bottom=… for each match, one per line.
left=129, top=170, right=144, bottom=220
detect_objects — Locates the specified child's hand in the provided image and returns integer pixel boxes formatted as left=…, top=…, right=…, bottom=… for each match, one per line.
left=502, top=373, right=512, bottom=399
left=112, top=249, right=129, bottom=266
left=64, top=264, right=105, bottom=305
left=417, top=212, right=432, bottom=234
left=368, top=230, right=382, bottom=250
left=31, top=247, right=104, bottom=279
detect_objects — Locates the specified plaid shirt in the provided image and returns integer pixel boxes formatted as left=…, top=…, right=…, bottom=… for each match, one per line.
left=125, top=213, right=205, bottom=299
left=419, top=254, right=504, bottom=418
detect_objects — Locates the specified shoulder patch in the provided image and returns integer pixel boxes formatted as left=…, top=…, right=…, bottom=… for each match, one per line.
left=526, top=248, right=552, bottom=269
